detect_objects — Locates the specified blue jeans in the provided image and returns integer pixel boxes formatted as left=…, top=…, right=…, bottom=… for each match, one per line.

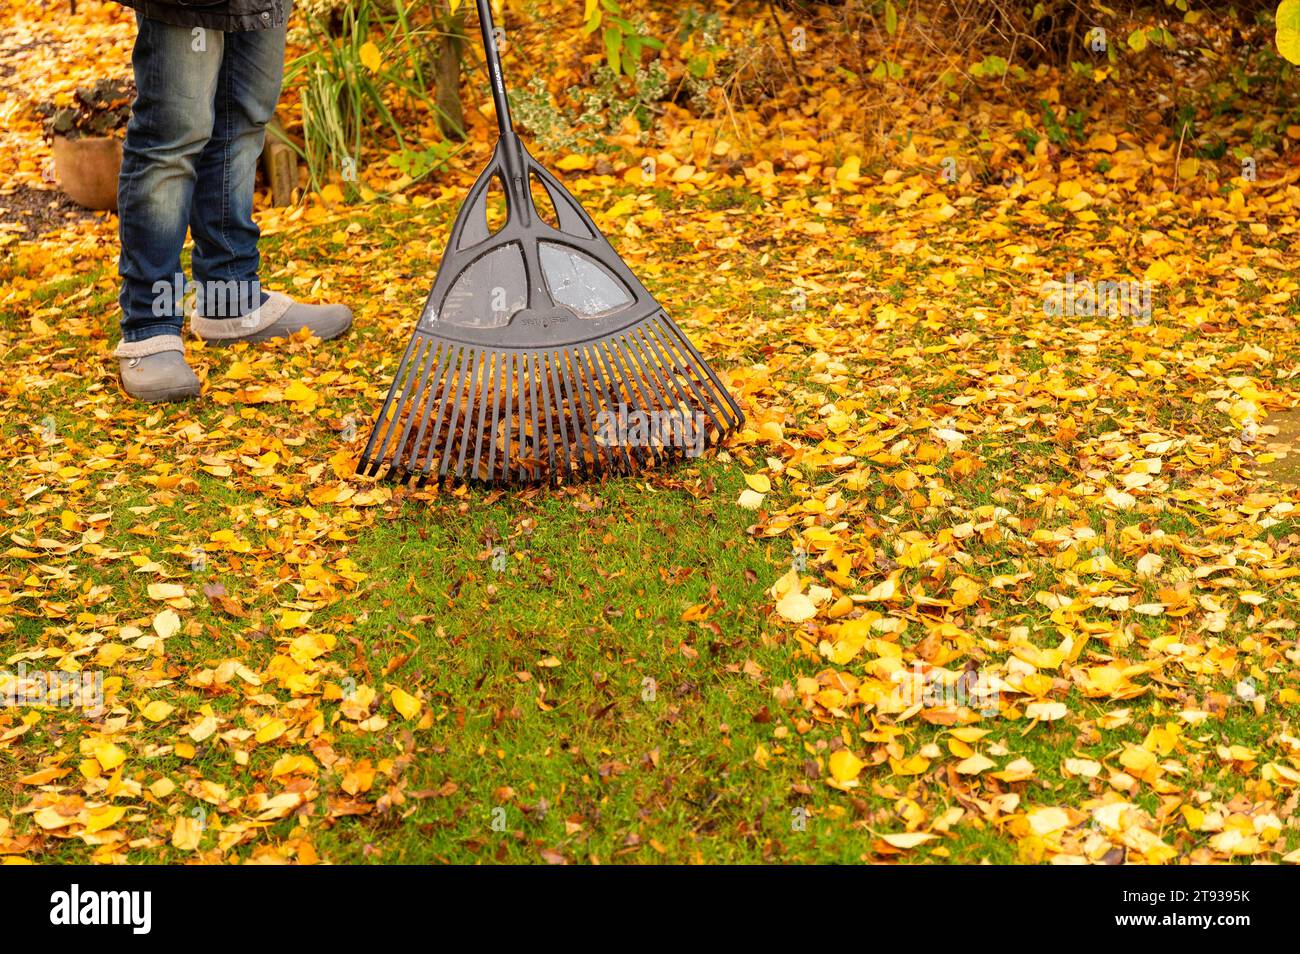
left=117, top=14, right=285, bottom=342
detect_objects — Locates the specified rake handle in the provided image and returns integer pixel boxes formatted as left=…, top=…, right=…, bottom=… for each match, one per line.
left=475, top=0, right=514, bottom=138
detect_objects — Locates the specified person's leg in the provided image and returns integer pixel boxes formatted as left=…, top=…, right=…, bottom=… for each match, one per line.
left=187, top=22, right=284, bottom=320
left=188, top=5, right=352, bottom=344
left=117, top=14, right=223, bottom=341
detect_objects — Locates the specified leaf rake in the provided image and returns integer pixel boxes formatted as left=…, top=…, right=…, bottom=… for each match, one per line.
left=357, top=0, right=743, bottom=486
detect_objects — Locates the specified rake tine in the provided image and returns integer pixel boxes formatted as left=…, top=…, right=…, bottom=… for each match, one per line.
left=536, top=350, right=558, bottom=481
left=599, top=338, right=650, bottom=470
left=612, top=337, right=656, bottom=467
left=553, top=350, right=580, bottom=478
left=565, top=346, right=602, bottom=475
left=545, top=350, right=574, bottom=480
left=634, top=324, right=699, bottom=429
left=413, top=343, right=450, bottom=481
left=611, top=335, right=670, bottom=467
left=366, top=337, right=431, bottom=477
left=661, top=316, right=744, bottom=429
left=647, top=316, right=727, bottom=439
left=521, top=351, right=534, bottom=483
left=471, top=350, right=495, bottom=482
left=408, top=343, right=454, bottom=486
left=509, top=350, right=525, bottom=486
left=497, top=350, right=514, bottom=485
left=519, top=351, right=535, bottom=483
left=523, top=351, right=547, bottom=483
left=391, top=339, right=443, bottom=479
left=487, top=350, right=506, bottom=483
left=515, top=352, right=528, bottom=483
left=424, top=345, right=469, bottom=479
left=498, top=351, right=512, bottom=486
left=502, top=351, right=517, bottom=485
left=359, top=332, right=420, bottom=476
left=508, top=351, right=522, bottom=484
left=453, top=349, right=482, bottom=478
left=621, top=330, right=686, bottom=467
left=602, top=341, right=642, bottom=474
left=621, top=335, right=669, bottom=463
left=623, top=326, right=676, bottom=420
left=522, top=352, right=535, bottom=483
left=580, top=342, right=629, bottom=474
left=559, top=348, right=589, bottom=475
left=589, top=341, right=635, bottom=472
left=512, top=360, right=525, bottom=485
left=447, top=347, right=475, bottom=476
left=441, top=347, right=474, bottom=478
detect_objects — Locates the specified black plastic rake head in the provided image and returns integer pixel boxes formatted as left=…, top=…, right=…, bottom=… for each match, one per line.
left=356, top=0, right=743, bottom=487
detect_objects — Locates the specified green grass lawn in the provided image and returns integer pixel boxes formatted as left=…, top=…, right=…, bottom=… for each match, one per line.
left=312, top=470, right=809, bottom=864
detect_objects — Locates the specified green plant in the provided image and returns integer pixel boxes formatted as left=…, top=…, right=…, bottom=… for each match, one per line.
left=871, top=59, right=904, bottom=81
left=675, top=7, right=749, bottom=116
left=678, top=7, right=725, bottom=79
left=582, top=0, right=664, bottom=77
left=1196, top=135, right=1228, bottom=160
left=285, top=0, right=465, bottom=199
left=970, top=54, right=1008, bottom=79
left=388, top=143, right=456, bottom=179
left=511, top=61, right=668, bottom=152
left=36, top=79, right=134, bottom=140
left=511, top=76, right=583, bottom=151
left=1065, top=108, right=1086, bottom=141
left=1035, top=100, right=1086, bottom=148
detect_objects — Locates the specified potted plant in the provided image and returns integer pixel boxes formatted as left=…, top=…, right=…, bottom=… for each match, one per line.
left=36, top=79, right=134, bottom=211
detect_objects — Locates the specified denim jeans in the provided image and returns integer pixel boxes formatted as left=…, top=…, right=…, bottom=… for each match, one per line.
left=117, top=14, right=285, bottom=342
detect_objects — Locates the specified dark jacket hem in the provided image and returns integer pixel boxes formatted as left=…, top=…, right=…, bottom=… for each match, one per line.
left=113, top=0, right=286, bottom=33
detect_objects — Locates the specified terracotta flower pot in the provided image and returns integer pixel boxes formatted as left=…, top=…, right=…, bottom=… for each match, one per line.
left=52, top=134, right=123, bottom=211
